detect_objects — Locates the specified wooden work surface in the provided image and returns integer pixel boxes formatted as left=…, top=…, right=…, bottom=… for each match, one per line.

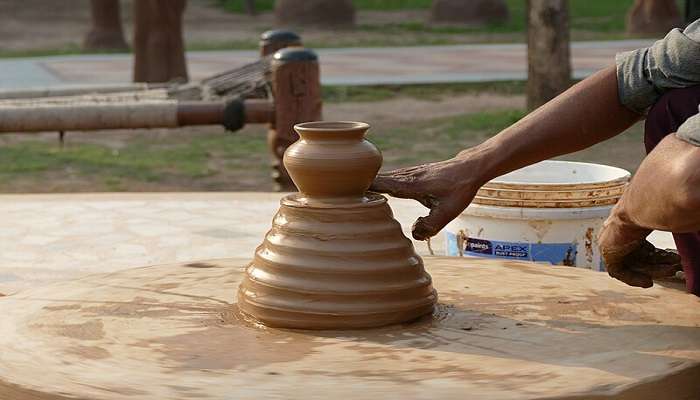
left=0, top=257, right=698, bottom=400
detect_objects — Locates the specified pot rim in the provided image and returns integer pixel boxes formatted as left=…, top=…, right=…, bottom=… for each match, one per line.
left=294, top=121, right=370, bottom=134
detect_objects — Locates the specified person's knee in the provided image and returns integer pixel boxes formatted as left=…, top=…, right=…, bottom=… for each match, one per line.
left=630, top=135, right=700, bottom=232
left=646, top=86, right=700, bottom=139
left=665, top=140, right=700, bottom=214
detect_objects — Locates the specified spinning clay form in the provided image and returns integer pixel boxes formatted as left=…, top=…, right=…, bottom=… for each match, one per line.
left=237, top=121, right=437, bottom=329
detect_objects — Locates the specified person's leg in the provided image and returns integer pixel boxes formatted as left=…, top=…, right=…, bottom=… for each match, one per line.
left=601, top=134, right=700, bottom=293
left=643, top=86, right=700, bottom=295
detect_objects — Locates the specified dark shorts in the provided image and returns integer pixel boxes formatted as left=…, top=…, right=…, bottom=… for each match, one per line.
left=645, top=85, right=700, bottom=295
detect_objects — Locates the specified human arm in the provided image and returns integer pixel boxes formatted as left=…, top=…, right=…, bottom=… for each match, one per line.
left=372, top=21, right=700, bottom=241
left=371, top=65, right=640, bottom=240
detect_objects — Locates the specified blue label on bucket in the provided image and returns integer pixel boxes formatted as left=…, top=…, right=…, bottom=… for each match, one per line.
left=445, top=232, right=577, bottom=266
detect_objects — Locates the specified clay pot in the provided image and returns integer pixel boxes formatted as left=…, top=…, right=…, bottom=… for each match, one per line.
left=284, top=121, right=382, bottom=200
left=238, top=121, right=437, bottom=330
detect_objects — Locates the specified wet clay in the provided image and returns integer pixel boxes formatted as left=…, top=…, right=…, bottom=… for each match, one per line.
left=237, top=121, right=437, bottom=329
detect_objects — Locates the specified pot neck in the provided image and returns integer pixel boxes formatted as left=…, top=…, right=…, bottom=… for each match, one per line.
left=297, top=130, right=365, bottom=142
left=294, top=121, right=370, bottom=142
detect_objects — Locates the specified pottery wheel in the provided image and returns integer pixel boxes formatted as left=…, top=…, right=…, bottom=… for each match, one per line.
left=0, top=257, right=698, bottom=400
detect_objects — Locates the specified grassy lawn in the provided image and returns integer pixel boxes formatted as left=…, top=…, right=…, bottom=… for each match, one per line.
left=0, top=129, right=270, bottom=192
left=218, top=0, right=434, bottom=13
left=323, top=81, right=527, bottom=103
left=0, top=0, right=666, bottom=58
left=0, top=109, right=525, bottom=192
left=220, top=0, right=640, bottom=35
left=373, top=108, right=643, bottom=170
left=204, top=0, right=675, bottom=49
left=0, top=100, right=645, bottom=192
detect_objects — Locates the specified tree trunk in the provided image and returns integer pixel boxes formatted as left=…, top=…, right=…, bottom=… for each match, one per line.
left=526, top=0, right=572, bottom=111
left=275, top=0, right=355, bottom=28
left=627, top=0, right=682, bottom=35
left=244, top=0, right=256, bottom=15
left=132, top=0, right=188, bottom=83
left=83, top=0, right=128, bottom=51
left=431, top=0, right=509, bottom=25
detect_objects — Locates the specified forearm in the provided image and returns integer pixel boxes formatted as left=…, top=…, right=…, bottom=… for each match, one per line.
left=462, top=65, right=641, bottom=184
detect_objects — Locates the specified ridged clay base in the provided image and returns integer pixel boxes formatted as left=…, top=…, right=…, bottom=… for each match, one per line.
left=237, top=193, right=437, bottom=329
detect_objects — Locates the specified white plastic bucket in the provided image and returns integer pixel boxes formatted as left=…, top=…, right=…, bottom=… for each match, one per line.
left=444, top=160, right=631, bottom=270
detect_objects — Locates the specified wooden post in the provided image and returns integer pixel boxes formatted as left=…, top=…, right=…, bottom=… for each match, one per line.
left=84, top=0, right=128, bottom=51
left=259, top=30, right=302, bottom=57
left=626, top=0, right=682, bottom=35
left=270, top=48, right=323, bottom=191
left=133, top=0, right=188, bottom=83
left=526, top=0, right=572, bottom=110
left=244, top=0, right=256, bottom=15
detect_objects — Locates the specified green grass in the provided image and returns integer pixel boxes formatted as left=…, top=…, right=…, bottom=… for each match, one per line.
left=374, top=108, right=644, bottom=172
left=322, top=81, right=527, bottom=103
left=372, top=108, right=526, bottom=165
left=0, top=131, right=269, bottom=191
left=0, top=109, right=525, bottom=191
left=0, top=106, right=647, bottom=192
left=0, top=44, right=130, bottom=59
left=218, top=0, right=639, bottom=34
left=217, top=0, right=433, bottom=13
left=354, top=0, right=639, bottom=36
left=0, top=0, right=657, bottom=58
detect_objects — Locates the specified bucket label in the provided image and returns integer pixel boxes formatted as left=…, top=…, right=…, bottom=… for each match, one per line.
left=446, top=232, right=577, bottom=266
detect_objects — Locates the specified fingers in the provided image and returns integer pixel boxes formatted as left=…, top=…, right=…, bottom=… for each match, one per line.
left=412, top=196, right=466, bottom=240
left=630, top=262, right=681, bottom=279
left=628, top=248, right=682, bottom=279
left=607, top=265, right=654, bottom=288
left=605, top=241, right=682, bottom=288
left=370, top=171, right=420, bottom=200
left=646, top=246, right=681, bottom=265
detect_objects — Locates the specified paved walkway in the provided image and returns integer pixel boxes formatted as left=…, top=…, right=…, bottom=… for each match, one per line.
left=0, top=40, right=653, bottom=90
left=0, top=192, right=675, bottom=295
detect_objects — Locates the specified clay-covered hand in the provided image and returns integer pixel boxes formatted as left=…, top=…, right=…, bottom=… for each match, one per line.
left=369, top=155, right=481, bottom=240
left=598, top=210, right=681, bottom=288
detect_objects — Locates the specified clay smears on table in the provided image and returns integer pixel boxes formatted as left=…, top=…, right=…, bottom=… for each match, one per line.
left=237, top=121, right=437, bottom=329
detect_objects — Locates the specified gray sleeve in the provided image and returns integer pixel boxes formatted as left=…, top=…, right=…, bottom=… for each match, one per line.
left=676, top=111, right=700, bottom=146
left=616, top=20, right=700, bottom=115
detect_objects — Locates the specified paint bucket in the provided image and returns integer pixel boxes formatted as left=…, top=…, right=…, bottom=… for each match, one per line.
left=444, top=160, right=630, bottom=270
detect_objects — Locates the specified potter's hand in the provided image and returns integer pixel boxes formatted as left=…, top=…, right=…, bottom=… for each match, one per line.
left=598, top=206, right=681, bottom=288
left=370, top=156, right=481, bottom=240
